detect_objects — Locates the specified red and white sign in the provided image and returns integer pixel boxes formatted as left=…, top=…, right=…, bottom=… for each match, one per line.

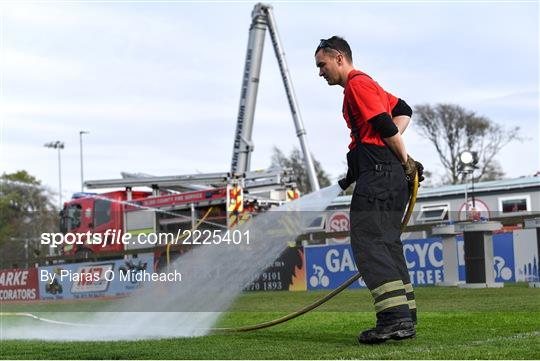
left=70, top=264, right=113, bottom=293
left=326, top=211, right=351, bottom=244
left=0, top=268, right=39, bottom=301
left=458, top=198, right=491, bottom=221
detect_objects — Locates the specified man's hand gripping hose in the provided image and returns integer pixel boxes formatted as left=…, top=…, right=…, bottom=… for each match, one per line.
left=403, top=154, right=424, bottom=187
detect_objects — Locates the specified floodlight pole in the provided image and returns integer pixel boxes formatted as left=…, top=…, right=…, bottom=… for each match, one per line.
left=463, top=171, right=469, bottom=217
left=80, top=131, right=89, bottom=191
left=458, top=150, right=479, bottom=220
left=44, top=141, right=65, bottom=209
left=58, top=146, right=62, bottom=207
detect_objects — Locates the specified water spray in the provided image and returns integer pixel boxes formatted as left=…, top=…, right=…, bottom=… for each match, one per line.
left=1, top=175, right=418, bottom=339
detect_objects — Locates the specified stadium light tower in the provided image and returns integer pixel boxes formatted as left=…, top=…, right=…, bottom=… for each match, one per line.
left=44, top=140, right=65, bottom=209
left=458, top=150, right=479, bottom=219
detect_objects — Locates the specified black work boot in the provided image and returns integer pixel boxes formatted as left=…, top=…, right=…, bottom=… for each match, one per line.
left=357, top=320, right=416, bottom=344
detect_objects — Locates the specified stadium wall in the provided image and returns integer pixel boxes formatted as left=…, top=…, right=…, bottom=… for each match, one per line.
left=1, top=231, right=538, bottom=302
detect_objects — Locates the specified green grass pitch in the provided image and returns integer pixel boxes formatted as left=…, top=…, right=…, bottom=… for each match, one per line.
left=1, top=283, right=539, bottom=359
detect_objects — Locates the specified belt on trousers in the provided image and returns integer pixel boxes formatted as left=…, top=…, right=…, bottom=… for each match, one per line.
left=358, top=163, right=402, bottom=173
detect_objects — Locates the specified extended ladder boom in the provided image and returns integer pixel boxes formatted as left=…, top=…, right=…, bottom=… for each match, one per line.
left=230, top=3, right=320, bottom=192
left=85, top=169, right=295, bottom=192
left=231, top=4, right=267, bottom=175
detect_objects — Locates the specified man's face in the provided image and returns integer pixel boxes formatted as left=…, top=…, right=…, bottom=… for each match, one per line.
left=315, top=49, right=341, bottom=86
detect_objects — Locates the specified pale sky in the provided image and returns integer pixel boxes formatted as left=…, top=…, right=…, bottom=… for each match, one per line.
left=1, top=1, right=538, bottom=202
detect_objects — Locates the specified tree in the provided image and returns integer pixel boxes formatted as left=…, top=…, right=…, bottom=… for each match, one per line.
left=270, top=147, right=331, bottom=194
left=0, top=171, right=57, bottom=267
left=413, top=104, right=520, bottom=184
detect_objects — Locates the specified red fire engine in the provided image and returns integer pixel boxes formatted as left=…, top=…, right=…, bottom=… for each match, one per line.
left=60, top=171, right=299, bottom=265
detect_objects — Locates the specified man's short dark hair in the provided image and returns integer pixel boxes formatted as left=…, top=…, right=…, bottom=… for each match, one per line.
left=315, top=36, right=353, bottom=63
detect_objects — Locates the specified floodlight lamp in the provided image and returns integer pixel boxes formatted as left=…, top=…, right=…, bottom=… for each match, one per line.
left=44, top=141, right=65, bottom=149
left=460, top=151, right=474, bottom=165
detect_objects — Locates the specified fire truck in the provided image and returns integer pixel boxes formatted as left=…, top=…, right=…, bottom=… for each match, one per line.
left=60, top=170, right=301, bottom=265
left=59, top=3, right=318, bottom=265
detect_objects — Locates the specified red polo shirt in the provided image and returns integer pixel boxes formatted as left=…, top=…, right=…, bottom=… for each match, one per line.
left=343, top=69, right=398, bottom=150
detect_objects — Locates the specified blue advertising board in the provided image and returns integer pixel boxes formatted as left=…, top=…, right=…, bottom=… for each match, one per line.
left=402, top=238, right=444, bottom=285
left=38, top=254, right=154, bottom=300
left=305, top=244, right=366, bottom=290
left=305, top=233, right=515, bottom=290
left=457, top=232, right=515, bottom=283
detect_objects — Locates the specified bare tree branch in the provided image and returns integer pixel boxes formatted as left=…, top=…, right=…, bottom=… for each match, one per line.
left=270, top=146, right=331, bottom=193
left=413, top=104, right=521, bottom=184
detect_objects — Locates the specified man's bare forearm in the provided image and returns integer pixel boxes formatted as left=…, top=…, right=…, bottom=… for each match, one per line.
left=383, top=133, right=408, bottom=163
left=393, top=115, right=410, bottom=134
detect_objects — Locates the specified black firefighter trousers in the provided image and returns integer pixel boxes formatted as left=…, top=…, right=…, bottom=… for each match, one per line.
left=347, top=143, right=417, bottom=326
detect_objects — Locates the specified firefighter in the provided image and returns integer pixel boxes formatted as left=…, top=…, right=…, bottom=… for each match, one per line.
left=315, top=36, right=424, bottom=344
